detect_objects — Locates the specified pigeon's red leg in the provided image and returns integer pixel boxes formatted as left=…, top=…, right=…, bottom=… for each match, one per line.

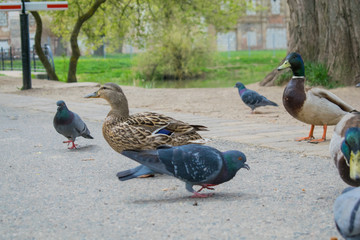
left=191, top=192, right=214, bottom=198
left=198, top=184, right=217, bottom=192
left=63, top=140, right=77, bottom=149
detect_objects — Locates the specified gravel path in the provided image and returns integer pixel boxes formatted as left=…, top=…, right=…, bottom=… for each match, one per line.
left=1, top=74, right=358, bottom=239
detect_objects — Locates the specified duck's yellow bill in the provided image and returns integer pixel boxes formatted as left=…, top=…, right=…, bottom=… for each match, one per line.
left=349, top=151, right=360, bottom=181
left=277, top=60, right=291, bottom=70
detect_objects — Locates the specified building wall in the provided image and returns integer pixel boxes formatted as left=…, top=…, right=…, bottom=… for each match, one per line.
left=0, top=11, right=61, bottom=55
left=217, top=0, right=289, bottom=51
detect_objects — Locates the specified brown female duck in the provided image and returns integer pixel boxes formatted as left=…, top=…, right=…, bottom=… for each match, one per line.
left=278, top=52, right=356, bottom=143
left=85, top=83, right=208, bottom=153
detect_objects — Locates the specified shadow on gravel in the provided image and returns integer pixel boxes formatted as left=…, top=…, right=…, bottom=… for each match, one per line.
left=60, top=144, right=100, bottom=152
left=130, top=192, right=259, bottom=205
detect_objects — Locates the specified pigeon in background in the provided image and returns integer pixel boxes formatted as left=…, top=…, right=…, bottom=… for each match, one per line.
left=356, top=83, right=360, bottom=88
left=53, top=100, right=93, bottom=149
left=119, top=144, right=249, bottom=198
left=234, top=82, right=278, bottom=113
left=334, top=187, right=360, bottom=240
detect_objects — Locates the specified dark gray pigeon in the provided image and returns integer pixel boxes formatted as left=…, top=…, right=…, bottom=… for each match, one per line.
left=234, top=82, right=278, bottom=113
left=334, top=187, right=360, bottom=240
left=120, top=144, right=249, bottom=198
left=53, top=100, right=93, bottom=149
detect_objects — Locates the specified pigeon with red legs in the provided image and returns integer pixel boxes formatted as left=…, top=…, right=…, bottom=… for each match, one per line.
left=234, top=82, right=278, bottom=114
left=120, top=144, right=249, bottom=198
left=53, top=100, right=93, bottom=149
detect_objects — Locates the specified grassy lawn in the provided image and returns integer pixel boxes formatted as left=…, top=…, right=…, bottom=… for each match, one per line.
left=54, top=50, right=287, bottom=88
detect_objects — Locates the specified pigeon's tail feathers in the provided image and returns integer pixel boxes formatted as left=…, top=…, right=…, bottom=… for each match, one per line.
left=267, top=100, right=278, bottom=107
left=82, top=133, right=94, bottom=139
left=121, top=149, right=172, bottom=176
left=116, top=165, right=154, bottom=181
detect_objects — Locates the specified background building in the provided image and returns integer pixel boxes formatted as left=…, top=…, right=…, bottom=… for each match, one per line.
left=217, top=0, right=289, bottom=51
left=0, top=11, right=61, bottom=55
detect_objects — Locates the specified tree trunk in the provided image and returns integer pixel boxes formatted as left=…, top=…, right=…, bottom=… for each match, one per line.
left=67, top=0, right=106, bottom=83
left=30, top=11, right=59, bottom=81
left=261, top=0, right=360, bottom=86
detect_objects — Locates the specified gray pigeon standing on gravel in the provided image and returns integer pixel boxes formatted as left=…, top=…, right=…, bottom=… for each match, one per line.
left=334, top=187, right=360, bottom=240
left=53, top=100, right=93, bottom=149
left=118, top=144, right=249, bottom=198
left=234, top=82, right=278, bottom=113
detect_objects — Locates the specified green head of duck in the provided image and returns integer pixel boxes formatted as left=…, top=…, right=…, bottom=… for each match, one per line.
left=341, top=127, right=360, bottom=181
left=278, top=52, right=305, bottom=77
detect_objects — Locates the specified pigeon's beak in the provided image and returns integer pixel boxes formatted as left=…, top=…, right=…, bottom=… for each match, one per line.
left=243, top=163, right=250, bottom=170
left=277, top=60, right=290, bottom=71
left=84, top=91, right=99, bottom=98
left=349, top=151, right=360, bottom=181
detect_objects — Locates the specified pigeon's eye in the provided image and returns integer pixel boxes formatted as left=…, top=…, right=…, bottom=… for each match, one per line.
left=238, top=157, right=242, bottom=161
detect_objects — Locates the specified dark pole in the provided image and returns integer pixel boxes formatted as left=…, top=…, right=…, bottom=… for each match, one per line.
left=20, top=0, right=31, bottom=90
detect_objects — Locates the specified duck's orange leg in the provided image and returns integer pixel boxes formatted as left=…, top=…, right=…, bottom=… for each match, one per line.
left=296, top=125, right=315, bottom=141
left=309, top=125, right=327, bottom=143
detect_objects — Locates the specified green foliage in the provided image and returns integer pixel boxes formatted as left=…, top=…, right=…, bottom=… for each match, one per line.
left=305, top=62, right=335, bottom=88
left=54, top=50, right=287, bottom=88
left=54, top=54, right=133, bottom=84
left=134, top=25, right=214, bottom=80
left=48, top=0, right=133, bottom=54
left=130, top=0, right=248, bottom=81
left=275, top=61, right=342, bottom=88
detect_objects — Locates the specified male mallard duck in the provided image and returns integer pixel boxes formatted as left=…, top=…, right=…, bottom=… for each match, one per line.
left=84, top=83, right=208, bottom=153
left=277, top=52, right=357, bottom=143
left=330, top=112, right=360, bottom=186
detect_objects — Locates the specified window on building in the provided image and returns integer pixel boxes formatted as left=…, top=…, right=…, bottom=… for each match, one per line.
left=0, top=12, right=8, bottom=26
left=271, top=0, right=281, bottom=15
left=266, top=28, right=287, bottom=49
left=246, top=0, right=256, bottom=15
left=0, top=40, right=10, bottom=50
left=217, top=32, right=236, bottom=52
left=247, top=31, right=257, bottom=47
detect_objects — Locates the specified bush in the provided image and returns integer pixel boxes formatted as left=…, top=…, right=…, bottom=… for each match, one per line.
left=275, top=61, right=341, bottom=88
left=134, top=25, right=214, bottom=81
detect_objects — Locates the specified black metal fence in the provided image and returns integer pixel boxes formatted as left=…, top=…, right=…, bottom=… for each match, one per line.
left=0, top=45, right=54, bottom=72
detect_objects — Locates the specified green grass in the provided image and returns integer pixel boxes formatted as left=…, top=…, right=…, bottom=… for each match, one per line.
left=54, top=50, right=287, bottom=88
left=275, top=61, right=342, bottom=89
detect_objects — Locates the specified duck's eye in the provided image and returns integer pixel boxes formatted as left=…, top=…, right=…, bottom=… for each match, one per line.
left=101, top=86, right=107, bottom=90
